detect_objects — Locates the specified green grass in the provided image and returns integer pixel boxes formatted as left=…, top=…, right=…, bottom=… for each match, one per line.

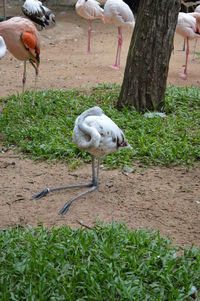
left=0, top=84, right=200, bottom=167
left=0, top=223, right=199, bottom=301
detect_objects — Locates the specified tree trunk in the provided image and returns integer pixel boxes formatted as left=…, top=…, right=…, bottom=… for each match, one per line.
left=118, top=0, right=181, bottom=113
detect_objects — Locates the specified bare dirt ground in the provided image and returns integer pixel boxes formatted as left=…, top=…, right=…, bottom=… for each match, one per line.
left=0, top=7, right=200, bottom=247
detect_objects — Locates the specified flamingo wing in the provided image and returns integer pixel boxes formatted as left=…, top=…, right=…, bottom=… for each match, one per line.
left=85, top=115, right=130, bottom=155
left=21, top=31, right=40, bottom=65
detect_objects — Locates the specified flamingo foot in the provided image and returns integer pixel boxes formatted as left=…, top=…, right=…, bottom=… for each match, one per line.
left=84, top=50, right=90, bottom=55
left=179, top=72, right=187, bottom=80
left=109, top=64, right=120, bottom=70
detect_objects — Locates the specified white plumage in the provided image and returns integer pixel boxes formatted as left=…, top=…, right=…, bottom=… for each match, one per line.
left=176, top=12, right=200, bottom=39
left=75, top=0, right=104, bottom=53
left=104, top=0, right=135, bottom=28
left=175, top=12, right=200, bottom=79
left=73, top=106, right=131, bottom=156
left=104, top=0, right=135, bottom=69
left=32, top=106, right=131, bottom=215
left=195, top=4, right=200, bottom=12
left=76, top=0, right=104, bottom=20
left=22, top=0, right=55, bottom=29
left=0, top=36, right=6, bottom=59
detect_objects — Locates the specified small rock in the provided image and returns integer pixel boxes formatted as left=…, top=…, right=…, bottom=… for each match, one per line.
left=144, top=112, right=166, bottom=118
left=122, top=166, right=134, bottom=174
left=106, top=180, right=113, bottom=188
left=188, top=286, right=197, bottom=299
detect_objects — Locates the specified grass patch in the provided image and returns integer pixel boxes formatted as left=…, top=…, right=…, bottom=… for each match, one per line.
left=0, top=223, right=199, bottom=300
left=0, top=84, right=199, bottom=166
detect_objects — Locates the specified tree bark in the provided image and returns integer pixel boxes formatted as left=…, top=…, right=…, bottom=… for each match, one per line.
left=118, top=0, right=181, bottom=112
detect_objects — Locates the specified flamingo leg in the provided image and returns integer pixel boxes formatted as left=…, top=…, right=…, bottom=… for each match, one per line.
left=110, top=26, right=122, bottom=70
left=59, top=156, right=101, bottom=215
left=31, top=155, right=101, bottom=215
left=86, top=20, right=92, bottom=54
left=180, top=7, right=188, bottom=52
left=179, top=37, right=189, bottom=80
left=33, top=67, right=39, bottom=106
left=22, top=61, right=27, bottom=101
left=182, top=39, right=186, bottom=52
left=29, top=60, right=39, bottom=106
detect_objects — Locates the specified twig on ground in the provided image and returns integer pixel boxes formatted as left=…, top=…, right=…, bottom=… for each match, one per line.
left=76, top=219, right=93, bottom=230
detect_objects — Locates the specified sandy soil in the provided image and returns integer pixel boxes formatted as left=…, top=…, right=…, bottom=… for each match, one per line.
left=0, top=8, right=200, bottom=247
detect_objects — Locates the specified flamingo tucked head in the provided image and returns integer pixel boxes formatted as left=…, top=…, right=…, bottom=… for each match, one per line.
left=193, top=13, right=200, bottom=33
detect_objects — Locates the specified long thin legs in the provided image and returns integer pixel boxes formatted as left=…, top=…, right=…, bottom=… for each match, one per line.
left=31, top=155, right=101, bottom=215
left=87, top=20, right=92, bottom=54
left=30, top=60, right=39, bottom=106
left=59, top=156, right=101, bottom=214
left=22, top=61, right=27, bottom=101
left=110, top=26, right=122, bottom=70
left=180, top=37, right=189, bottom=80
left=182, top=7, right=188, bottom=52
left=21, top=60, right=39, bottom=105
left=182, top=39, right=186, bottom=52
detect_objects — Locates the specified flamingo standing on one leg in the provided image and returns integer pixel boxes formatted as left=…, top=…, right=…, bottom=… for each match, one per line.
left=104, top=0, right=135, bottom=70
left=0, top=17, right=40, bottom=103
left=181, top=0, right=200, bottom=50
left=175, top=12, right=200, bottom=79
left=0, top=36, right=6, bottom=59
left=32, top=106, right=132, bottom=215
left=75, top=0, right=104, bottom=54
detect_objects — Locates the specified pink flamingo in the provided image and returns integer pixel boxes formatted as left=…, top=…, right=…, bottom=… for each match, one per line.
left=0, top=36, right=6, bottom=59
left=175, top=12, right=200, bottom=79
left=104, top=0, right=135, bottom=70
left=75, top=0, right=104, bottom=54
left=0, top=16, right=40, bottom=102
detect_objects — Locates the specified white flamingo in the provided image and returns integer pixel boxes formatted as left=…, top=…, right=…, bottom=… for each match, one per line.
left=32, top=106, right=132, bottom=215
left=175, top=12, right=200, bottom=79
left=104, top=0, right=135, bottom=69
left=22, top=0, right=56, bottom=29
left=75, top=0, right=104, bottom=54
left=0, top=36, right=6, bottom=59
